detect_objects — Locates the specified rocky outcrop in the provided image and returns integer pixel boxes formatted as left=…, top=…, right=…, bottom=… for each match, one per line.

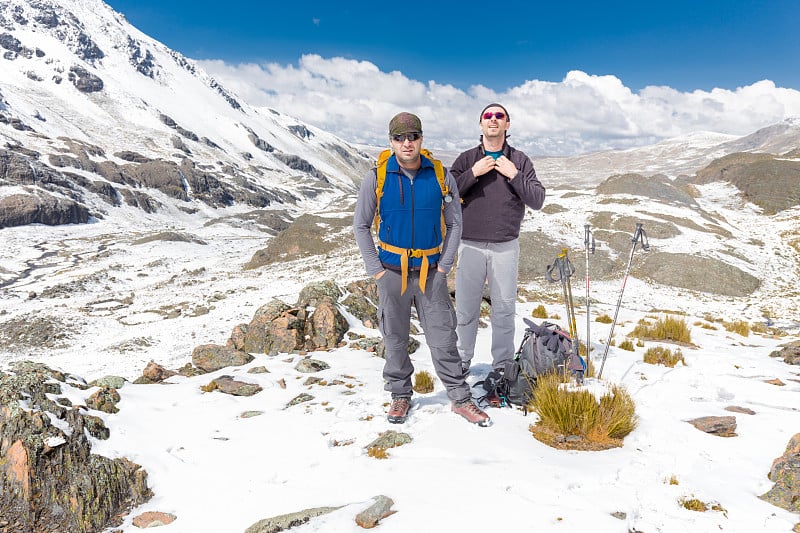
left=68, top=65, right=104, bottom=93
left=245, top=213, right=354, bottom=269
left=694, top=152, right=800, bottom=215
left=0, top=191, right=90, bottom=227
left=770, top=340, right=800, bottom=365
left=229, top=281, right=350, bottom=356
left=760, top=433, right=800, bottom=512
left=596, top=173, right=698, bottom=207
left=0, top=361, right=151, bottom=532
left=634, top=252, right=760, bottom=297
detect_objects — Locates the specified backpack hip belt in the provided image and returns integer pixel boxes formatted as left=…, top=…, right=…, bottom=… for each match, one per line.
left=378, top=240, right=440, bottom=295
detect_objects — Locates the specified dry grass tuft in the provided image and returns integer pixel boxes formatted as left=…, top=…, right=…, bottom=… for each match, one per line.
left=529, top=373, right=638, bottom=450
left=367, top=446, right=389, bottom=459
left=618, top=339, right=635, bottom=351
left=643, top=346, right=686, bottom=367
left=680, top=497, right=708, bottom=512
left=531, top=304, right=549, bottom=318
left=630, top=315, right=692, bottom=344
left=723, top=319, right=750, bottom=337
left=596, top=314, right=613, bottom=324
left=412, top=370, right=435, bottom=394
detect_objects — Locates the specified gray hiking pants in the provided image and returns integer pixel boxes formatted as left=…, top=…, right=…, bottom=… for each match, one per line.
left=377, top=268, right=470, bottom=402
left=455, top=238, right=520, bottom=370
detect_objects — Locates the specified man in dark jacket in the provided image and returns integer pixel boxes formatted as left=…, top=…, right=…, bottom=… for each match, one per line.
left=353, top=112, right=491, bottom=426
left=450, top=104, right=546, bottom=404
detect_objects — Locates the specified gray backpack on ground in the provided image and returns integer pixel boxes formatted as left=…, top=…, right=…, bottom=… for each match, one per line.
left=478, top=318, right=585, bottom=409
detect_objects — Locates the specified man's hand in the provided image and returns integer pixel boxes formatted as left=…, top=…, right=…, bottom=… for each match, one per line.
left=495, top=155, right=519, bottom=180
left=374, top=270, right=386, bottom=280
left=471, top=155, right=497, bottom=178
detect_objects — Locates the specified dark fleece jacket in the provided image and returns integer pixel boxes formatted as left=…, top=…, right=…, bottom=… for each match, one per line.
left=450, top=141, right=545, bottom=242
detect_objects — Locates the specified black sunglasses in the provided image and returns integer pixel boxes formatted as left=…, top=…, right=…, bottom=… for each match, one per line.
left=482, top=111, right=506, bottom=120
left=391, top=132, right=422, bottom=142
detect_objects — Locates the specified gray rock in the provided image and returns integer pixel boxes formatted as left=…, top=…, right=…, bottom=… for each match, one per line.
left=244, top=506, right=342, bottom=533
left=286, top=393, right=314, bottom=408
left=89, top=375, right=126, bottom=389
left=206, top=376, right=262, bottom=397
left=770, top=340, right=800, bottom=365
left=687, top=416, right=737, bottom=437
left=366, top=430, right=413, bottom=451
left=295, top=358, right=330, bottom=373
left=355, top=495, right=396, bottom=529
left=191, top=344, right=254, bottom=372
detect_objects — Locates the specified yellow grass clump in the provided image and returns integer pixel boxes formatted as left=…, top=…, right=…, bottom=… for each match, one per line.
left=630, top=315, right=692, bottom=344
left=618, top=339, right=635, bottom=351
left=529, top=373, right=638, bottom=450
left=531, top=305, right=549, bottom=318
left=412, top=370, right=435, bottom=394
left=643, top=346, right=686, bottom=368
left=723, top=319, right=750, bottom=337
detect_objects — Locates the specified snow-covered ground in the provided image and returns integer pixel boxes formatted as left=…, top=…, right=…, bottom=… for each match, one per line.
left=1, top=186, right=799, bottom=532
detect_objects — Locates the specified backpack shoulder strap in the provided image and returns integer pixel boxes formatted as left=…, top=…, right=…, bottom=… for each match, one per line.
left=420, top=148, right=448, bottom=196
left=373, top=149, right=393, bottom=234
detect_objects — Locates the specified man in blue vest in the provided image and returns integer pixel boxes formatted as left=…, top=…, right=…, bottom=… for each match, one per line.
left=451, top=103, right=546, bottom=406
left=353, top=112, right=491, bottom=427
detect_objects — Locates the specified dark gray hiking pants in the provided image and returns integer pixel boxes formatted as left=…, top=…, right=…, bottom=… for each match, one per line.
left=377, top=268, right=470, bottom=402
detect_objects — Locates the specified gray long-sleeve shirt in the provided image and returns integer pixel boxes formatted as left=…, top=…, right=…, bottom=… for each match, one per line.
left=353, top=160, right=462, bottom=276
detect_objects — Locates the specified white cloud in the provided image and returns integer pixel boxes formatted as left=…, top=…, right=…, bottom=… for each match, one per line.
left=200, top=55, right=800, bottom=156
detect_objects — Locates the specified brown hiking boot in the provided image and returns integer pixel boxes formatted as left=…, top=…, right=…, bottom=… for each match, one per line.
left=387, top=397, right=411, bottom=424
left=451, top=399, right=492, bottom=427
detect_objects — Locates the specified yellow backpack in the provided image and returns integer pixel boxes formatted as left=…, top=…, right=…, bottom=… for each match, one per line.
left=373, top=148, right=449, bottom=294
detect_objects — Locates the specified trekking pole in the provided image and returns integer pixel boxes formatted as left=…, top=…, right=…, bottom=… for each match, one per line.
left=545, top=249, right=579, bottom=358
left=597, top=223, right=649, bottom=380
left=584, top=224, right=595, bottom=374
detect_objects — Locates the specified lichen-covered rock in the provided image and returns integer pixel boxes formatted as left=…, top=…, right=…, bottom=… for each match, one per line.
left=244, top=506, right=342, bottom=533
left=295, top=358, right=330, bottom=373
left=86, top=386, right=121, bottom=414
left=203, top=375, right=262, bottom=396
left=0, top=362, right=151, bottom=532
left=760, top=433, right=800, bottom=512
left=305, top=297, right=349, bottom=350
left=191, top=344, right=253, bottom=372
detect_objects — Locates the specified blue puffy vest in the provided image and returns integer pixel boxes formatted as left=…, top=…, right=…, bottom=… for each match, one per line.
left=377, top=154, right=444, bottom=270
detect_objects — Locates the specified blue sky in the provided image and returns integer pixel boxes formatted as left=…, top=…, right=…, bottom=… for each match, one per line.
left=106, top=0, right=798, bottom=93
left=105, top=0, right=800, bottom=154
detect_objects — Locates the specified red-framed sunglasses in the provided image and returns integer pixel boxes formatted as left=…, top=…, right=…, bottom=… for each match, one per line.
left=482, top=111, right=506, bottom=120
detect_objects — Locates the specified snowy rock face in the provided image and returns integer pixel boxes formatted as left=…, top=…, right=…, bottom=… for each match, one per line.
left=0, top=0, right=372, bottom=228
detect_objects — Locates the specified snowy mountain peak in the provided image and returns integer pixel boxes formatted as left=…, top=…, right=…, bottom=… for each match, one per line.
left=0, top=0, right=371, bottom=228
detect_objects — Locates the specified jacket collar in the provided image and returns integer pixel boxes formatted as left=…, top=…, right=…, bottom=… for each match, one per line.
left=387, top=152, right=434, bottom=173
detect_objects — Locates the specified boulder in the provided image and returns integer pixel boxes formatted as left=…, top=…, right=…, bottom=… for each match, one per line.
left=191, top=344, right=253, bottom=372
left=0, top=362, right=151, bottom=532
left=760, top=433, right=800, bottom=512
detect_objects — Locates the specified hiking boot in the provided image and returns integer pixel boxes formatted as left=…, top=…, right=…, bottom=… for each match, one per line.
left=485, top=390, right=503, bottom=408
left=451, top=399, right=492, bottom=427
left=387, top=397, right=411, bottom=424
